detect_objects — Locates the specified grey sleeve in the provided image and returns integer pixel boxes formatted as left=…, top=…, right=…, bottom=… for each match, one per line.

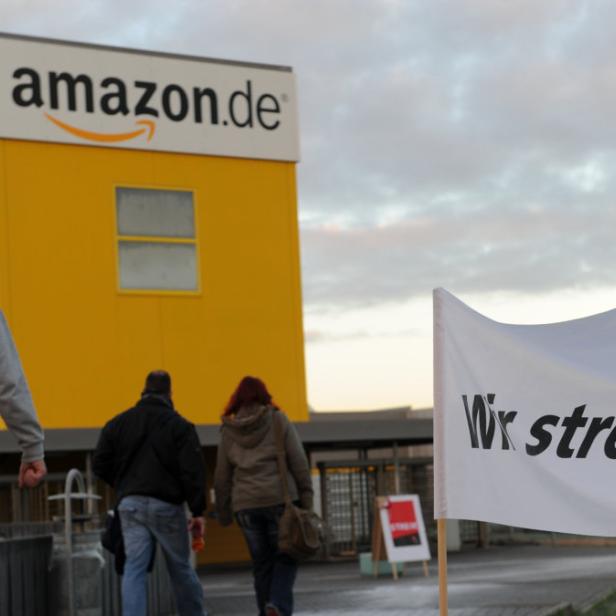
left=0, top=312, right=44, bottom=462
left=284, top=418, right=314, bottom=511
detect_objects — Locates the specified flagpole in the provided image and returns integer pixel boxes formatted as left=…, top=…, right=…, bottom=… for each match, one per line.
left=438, top=518, right=448, bottom=616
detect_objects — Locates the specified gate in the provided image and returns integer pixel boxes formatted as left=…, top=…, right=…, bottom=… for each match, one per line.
left=317, top=456, right=434, bottom=559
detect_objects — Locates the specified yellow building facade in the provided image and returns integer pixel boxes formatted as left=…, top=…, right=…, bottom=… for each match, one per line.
left=0, top=33, right=307, bottom=431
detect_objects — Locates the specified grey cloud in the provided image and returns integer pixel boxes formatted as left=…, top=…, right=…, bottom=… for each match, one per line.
left=304, top=327, right=420, bottom=344
left=301, top=201, right=616, bottom=308
left=1, top=1, right=189, bottom=49
left=293, top=1, right=616, bottom=219
left=4, top=0, right=616, bottom=312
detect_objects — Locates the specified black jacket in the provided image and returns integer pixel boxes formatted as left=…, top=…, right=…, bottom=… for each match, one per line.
left=93, top=395, right=206, bottom=516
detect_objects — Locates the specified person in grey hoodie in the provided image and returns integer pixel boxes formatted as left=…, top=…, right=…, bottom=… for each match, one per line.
left=214, top=376, right=313, bottom=616
left=0, top=311, right=46, bottom=488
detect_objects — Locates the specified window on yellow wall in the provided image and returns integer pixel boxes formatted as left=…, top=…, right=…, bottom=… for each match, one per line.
left=115, top=188, right=198, bottom=291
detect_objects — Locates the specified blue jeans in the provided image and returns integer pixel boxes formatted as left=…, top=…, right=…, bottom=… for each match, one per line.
left=236, top=505, right=298, bottom=616
left=118, top=495, right=205, bottom=616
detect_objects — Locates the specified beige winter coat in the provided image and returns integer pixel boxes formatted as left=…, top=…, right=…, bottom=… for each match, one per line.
left=214, top=404, right=313, bottom=526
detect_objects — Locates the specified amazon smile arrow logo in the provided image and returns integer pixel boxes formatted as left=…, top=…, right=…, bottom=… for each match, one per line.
left=44, top=113, right=156, bottom=143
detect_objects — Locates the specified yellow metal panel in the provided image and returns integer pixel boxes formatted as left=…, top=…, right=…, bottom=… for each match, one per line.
left=0, top=139, right=307, bottom=428
left=0, top=140, right=8, bottom=315
left=197, top=520, right=250, bottom=566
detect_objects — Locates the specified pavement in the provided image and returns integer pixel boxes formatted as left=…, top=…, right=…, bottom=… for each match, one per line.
left=199, top=545, right=616, bottom=615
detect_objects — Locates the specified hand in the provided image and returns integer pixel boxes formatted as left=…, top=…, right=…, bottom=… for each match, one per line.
left=188, top=516, right=205, bottom=538
left=18, top=459, right=47, bottom=489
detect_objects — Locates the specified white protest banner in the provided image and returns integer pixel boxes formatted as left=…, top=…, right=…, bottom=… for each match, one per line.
left=433, top=288, right=616, bottom=536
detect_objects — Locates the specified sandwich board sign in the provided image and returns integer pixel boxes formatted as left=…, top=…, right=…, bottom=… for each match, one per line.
left=371, top=494, right=431, bottom=578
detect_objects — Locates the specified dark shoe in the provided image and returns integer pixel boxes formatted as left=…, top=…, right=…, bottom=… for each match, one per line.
left=265, top=605, right=281, bottom=616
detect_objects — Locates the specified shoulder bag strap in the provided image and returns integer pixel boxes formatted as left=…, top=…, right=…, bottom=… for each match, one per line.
left=273, top=409, right=293, bottom=506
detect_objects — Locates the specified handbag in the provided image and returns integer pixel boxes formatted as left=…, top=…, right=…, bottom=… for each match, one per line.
left=101, top=507, right=121, bottom=554
left=273, top=410, right=322, bottom=560
left=101, top=507, right=127, bottom=575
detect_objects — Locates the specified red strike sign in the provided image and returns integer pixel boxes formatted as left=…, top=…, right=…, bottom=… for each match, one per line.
left=388, top=499, right=421, bottom=547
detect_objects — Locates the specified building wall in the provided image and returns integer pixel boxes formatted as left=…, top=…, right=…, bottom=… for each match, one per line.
left=0, top=138, right=308, bottom=428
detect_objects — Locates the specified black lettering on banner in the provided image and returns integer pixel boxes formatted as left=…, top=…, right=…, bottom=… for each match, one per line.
left=193, top=87, right=218, bottom=124
left=12, top=68, right=44, bottom=107
left=577, top=416, right=614, bottom=458
left=497, top=410, right=518, bottom=450
left=256, top=94, right=280, bottom=130
left=526, top=415, right=559, bottom=456
left=49, top=72, right=94, bottom=112
left=162, top=84, right=189, bottom=122
left=462, top=394, right=496, bottom=449
left=100, top=77, right=129, bottom=115
left=604, top=424, right=616, bottom=459
left=459, top=396, right=616, bottom=459
left=229, top=80, right=253, bottom=128
left=134, top=81, right=159, bottom=117
left=462, top=393, right=517, bottom=451
left=556, top=405, right=588, bottom=458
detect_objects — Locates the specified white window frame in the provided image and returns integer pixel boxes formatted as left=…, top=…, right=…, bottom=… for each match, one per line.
left=114, top=186, right=201, bottom=295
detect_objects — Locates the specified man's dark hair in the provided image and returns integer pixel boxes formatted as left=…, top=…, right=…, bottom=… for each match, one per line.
left=143, top=370, right=172, bottom=396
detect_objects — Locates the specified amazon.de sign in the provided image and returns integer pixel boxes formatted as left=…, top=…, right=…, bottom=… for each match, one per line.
left=0, top=33, right=299, bottom=161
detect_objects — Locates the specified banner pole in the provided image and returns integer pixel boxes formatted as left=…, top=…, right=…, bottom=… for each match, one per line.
left=438, top=518, right=448, bottom=616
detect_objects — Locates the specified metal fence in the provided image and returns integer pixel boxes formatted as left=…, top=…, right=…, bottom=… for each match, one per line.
left=317, top=457, right=434, bottom=559
left=101, top=543, right=178, bottom=616
left=0, top=521, right=63, bottom=538
left=0, top=535, right=53, bottom=616
left=0, top=473, right=115, bottom=525
left=0, top=524, right=178, bottom=616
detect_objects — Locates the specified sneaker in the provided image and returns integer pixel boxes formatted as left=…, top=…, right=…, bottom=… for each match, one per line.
left=265, top=605, right=281, bottom=616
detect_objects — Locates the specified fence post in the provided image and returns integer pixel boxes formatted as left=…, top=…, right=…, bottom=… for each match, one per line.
left=318, top=463, right=329, bottom=559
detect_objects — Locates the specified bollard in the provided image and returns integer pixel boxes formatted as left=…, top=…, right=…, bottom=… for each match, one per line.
left=48, top=469, right=102, bottom=616
left=50, top=531, right=105, bottom=616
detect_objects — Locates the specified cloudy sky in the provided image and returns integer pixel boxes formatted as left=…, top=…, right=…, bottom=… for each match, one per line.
left=4, top=0, right=616, bottom=410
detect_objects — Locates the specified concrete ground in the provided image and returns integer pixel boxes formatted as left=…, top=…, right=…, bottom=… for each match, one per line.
left=200, top=545, right=616, bottom=615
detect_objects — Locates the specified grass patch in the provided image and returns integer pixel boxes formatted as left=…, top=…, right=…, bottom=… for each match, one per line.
left=583, top=591, right=616, bottom=615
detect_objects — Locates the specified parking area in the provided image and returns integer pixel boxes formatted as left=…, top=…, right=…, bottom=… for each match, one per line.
left=201, top=545, right=616, bottom=615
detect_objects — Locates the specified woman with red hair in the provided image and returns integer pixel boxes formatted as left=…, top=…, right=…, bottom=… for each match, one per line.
left=214, top=376, right=313, bottom=616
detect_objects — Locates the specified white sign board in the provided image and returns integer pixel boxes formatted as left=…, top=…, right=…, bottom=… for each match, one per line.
left=379, top=495, right=431, bottom=563
left=434, top=287, right=616, bottom=536
left=0, top=34, right=299, bottom=161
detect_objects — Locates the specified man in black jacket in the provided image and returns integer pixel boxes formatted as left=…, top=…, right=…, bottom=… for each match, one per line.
left=93, top=370, right=206, bottom=616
